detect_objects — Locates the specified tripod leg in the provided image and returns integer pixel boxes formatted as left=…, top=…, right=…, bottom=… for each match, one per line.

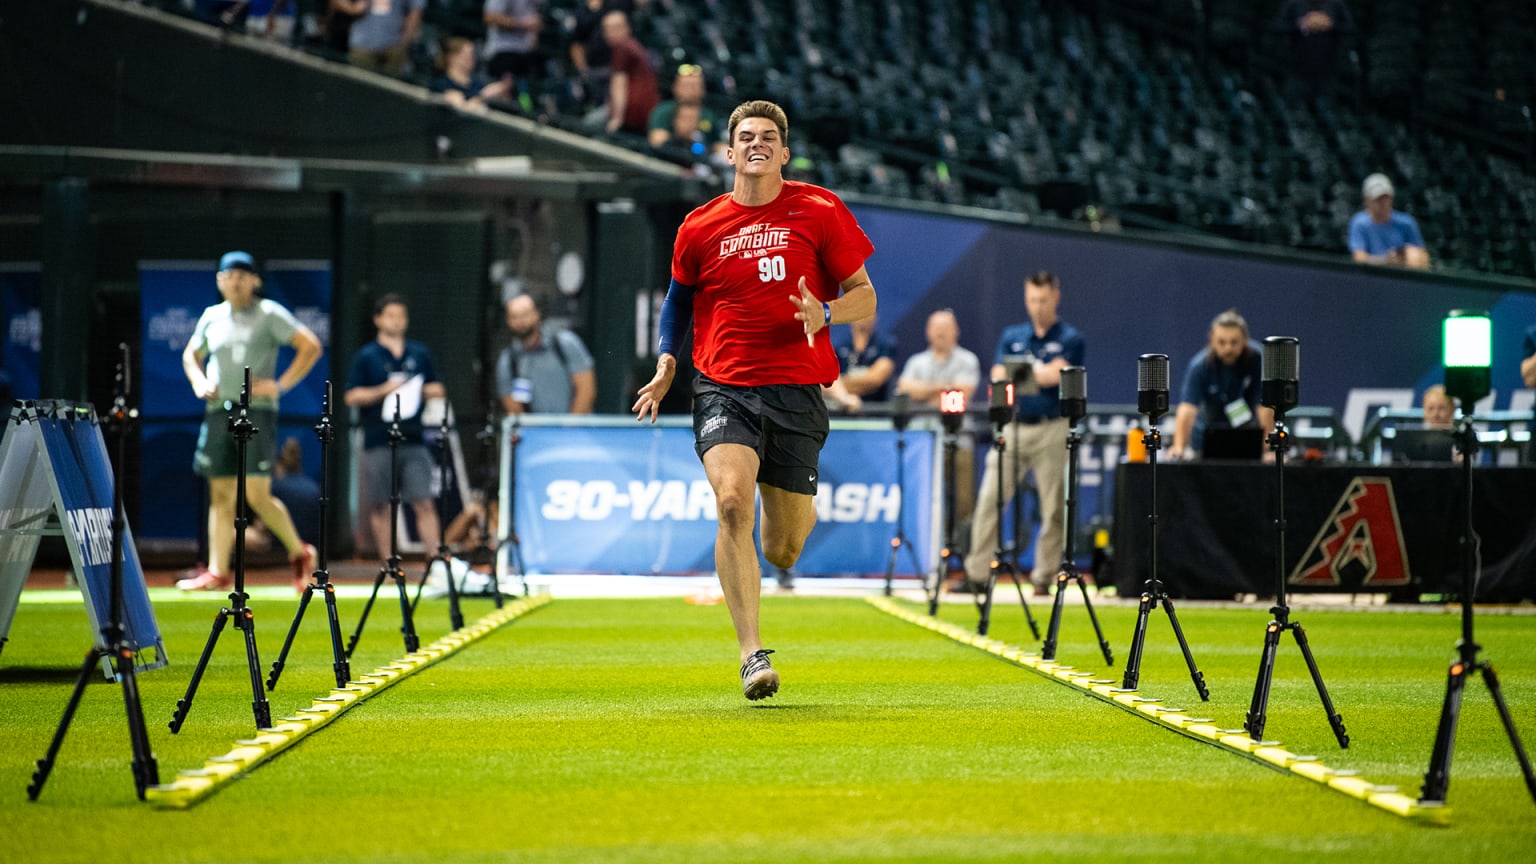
left=1159, top=597, right=1210, bottom=701
left=268, top=586, right=316, bottom=691
left=393, top=566, right=420, bottom=653
left=1042, top=570, right=1068, bottom=660
left=1009, top=567, right=1042, bottom=640
left=235, top=609, right=272, bottom=729
left=346, top=568, right=391, bottom=659
left=901, top=539, right=925, bottom=592
left=486, top=562, right=504, bottom=609
left=1419, top=658, right=1469, bottom=803
left=322, top=582, right=352, bottom=688
left=1291, top=623, right=1349, bottom=748
left=170, top=610, right=231, bottom=733
left=1076, top=576, right=1114, bottom=666
left=926, top=560, right=944, bottom=616
left=1121, top=593, right=1153, bottom=690
left=445, top=554, right=464, bottom=631
left=978, top=558, right=1005, bottom=637
left=27, top=649, right=105, bottom=800
left=1245, top=620, right=1281, bottom=741
left=1479, top=663, right=1536, bottom=803
left=115, top=648, right=160, bottom=799
left=883, top=535, right=899, bottom=597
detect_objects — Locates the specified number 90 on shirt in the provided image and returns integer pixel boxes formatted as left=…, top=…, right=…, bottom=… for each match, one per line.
left=757, top=255, right=786, bottom=282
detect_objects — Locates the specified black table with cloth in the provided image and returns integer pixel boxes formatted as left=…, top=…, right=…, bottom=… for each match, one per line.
left=1110, top=462, right=1536, bottom=601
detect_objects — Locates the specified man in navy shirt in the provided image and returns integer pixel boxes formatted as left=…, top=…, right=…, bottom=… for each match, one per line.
left=832, top=314, right=898, bottom=407
left=964, top=271, right=1085, bottom=595
left=1170, top=308, right=1272, bottom=459
left=1348, top=173, right=1430, bottom=269
left=345, top=294, right=446, bottom=559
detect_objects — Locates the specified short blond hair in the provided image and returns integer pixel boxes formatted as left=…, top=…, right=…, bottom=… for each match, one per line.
left=727, top=100, right=789, bottom=144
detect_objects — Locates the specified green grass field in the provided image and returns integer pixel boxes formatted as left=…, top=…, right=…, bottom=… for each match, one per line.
left=2, top=589, right=1533, bottom=863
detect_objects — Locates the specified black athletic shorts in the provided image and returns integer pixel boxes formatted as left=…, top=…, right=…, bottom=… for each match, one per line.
left=691, top=375, right=829, bottom=495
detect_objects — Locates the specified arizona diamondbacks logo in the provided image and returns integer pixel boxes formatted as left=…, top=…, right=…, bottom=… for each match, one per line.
left=1290, top=477, right=1411, bottom=587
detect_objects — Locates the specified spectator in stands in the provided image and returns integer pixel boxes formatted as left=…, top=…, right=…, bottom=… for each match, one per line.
left=596, top=9, right=658, bottom=136
left=654, top=102, right=706, bottom=156
left=896, top=308, right=982, bottom=523
left=1270, top=0, right=1355, bottom=107
left=322, top=0, right=363, bottom=58
left=345, top=0, right=423, bottom=78
left=964, top=271, right=1084, bottom=596
left=431, top=37, right=512, bottom=112
left=834, top=314, right=898, bottom=405
left=346, top=293, right=447, bottom=561
left=1349, top=173, right=1431, bottom=270
left=1522, top=325, right=1536, bottom=390
left=194, top=0, right=250, bottom=29
left=1523, top=326, right=1536, bottom=462
left=1421, top=384, right=1454, bottom=430
left=568, top=0, right=634, bottom=111
left=484, top=0, right=544, bottom=113
left=1169, top=308, right=1273, bottom=460
left=648, top=64, right=723, bottom=150
left=495, top=294, right=596, bottom=415
left=268, top=437, right=323, bottom=549
left=178, top=251, right=322, bottom=594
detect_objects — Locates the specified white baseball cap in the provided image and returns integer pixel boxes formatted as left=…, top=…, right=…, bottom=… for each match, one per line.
left=1362, top=173, right=1394, bottom=200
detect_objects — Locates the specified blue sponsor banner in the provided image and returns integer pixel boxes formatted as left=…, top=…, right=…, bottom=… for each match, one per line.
left=138, top=261, right=330, bottom=540
left=0, top=264, right=42, bottom=400
left=510, top=419, right=935, bottom=576
left=33, top=405, right=167, bottom=672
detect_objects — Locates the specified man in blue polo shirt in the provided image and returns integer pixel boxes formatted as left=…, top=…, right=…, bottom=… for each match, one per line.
left=1169, top=308, right=1273, bottom=460
left=1348, top=173, right=1430, bottom=269
left=963, top=271, right=1085, bottom=595
left=345, top=293, right=446, bottom=559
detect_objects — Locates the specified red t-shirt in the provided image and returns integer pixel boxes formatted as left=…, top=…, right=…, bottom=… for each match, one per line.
left=672, top=181, right=875, bottom=387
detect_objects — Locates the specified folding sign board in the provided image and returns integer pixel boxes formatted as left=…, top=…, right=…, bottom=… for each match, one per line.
left=0, top=402, right=167, bottom=676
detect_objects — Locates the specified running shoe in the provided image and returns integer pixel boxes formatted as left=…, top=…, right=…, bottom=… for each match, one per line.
left=175, top=565, right=231, bottom=592
left=740, top=649, right=779, bottom=701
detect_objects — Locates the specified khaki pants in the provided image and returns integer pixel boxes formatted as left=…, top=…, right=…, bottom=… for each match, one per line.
left=965, top=418, right=1069, bottom=587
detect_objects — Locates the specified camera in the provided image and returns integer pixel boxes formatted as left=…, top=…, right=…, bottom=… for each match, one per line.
left=1001, top=354, right=1040, bottom=396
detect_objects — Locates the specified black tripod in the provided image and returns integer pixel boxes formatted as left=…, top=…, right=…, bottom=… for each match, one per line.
left=346, top=397, right=421, bottom=658
left=1121, top=354, right=1208, bottom=700
left=469, top=405, right=504, bottom=607
left=170, top=368, right=274, bottom=733
left=978, top=386, right=1040, bottom=639
left=411, top=410, right=465, bottom=630
left=928, top=404, right=967, bottom=616
left=1244, top=339, right=1348, bottom=746
left=882, top=396, right=926, bottom=598
left=1042, top=367, right=1113, bottom=665
left=1418, top=405, right=1536, bottom=806
left=29, top=345, right=160, bottom=800
left=269, top=381, right=351, bottom=691
left=501, top=415, right=528, bottom=597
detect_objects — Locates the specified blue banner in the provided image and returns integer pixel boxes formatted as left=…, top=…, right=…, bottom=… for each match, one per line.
left=33, top=405, right=166, bottom=672
left=509, top=420, right=936, bottom=576
left=137, top=261, right=331, bottom=540
left=0, top=265, right=42, bottom=401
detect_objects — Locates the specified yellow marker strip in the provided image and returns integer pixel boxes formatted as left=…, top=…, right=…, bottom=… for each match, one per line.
left=867, top=596, right=1449, bottom=825
left=145, top=594, right=551, bottom=810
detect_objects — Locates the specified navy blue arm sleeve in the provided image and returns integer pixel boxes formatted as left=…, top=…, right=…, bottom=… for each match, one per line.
left=657, top=278, right=695, bottom=358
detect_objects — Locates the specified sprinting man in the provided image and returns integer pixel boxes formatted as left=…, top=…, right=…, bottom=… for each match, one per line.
left=632, top=100, right=878, bottom=700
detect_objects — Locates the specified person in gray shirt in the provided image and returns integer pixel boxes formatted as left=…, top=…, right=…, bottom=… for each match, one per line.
left=178, top=251, right=323, bottom=593
left=495, top=294, right=596, bottom=415
left=896, top=308, right=981, bottom=523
